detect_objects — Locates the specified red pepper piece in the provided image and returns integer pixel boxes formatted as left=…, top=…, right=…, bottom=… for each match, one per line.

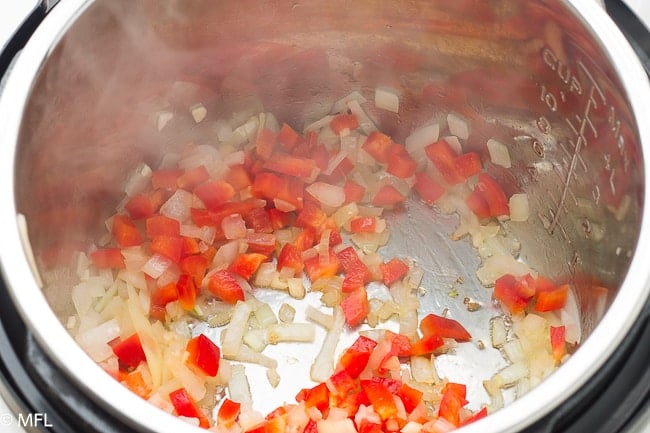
left=372, top=184, right=405, bottom=207
left=343, top=180, right=366, bottom=204
left=474, top=173, right=509, bottom=217
left=276, top=123, right=302, bottom=150
left=145, top=215, right=181, bottom=239
left=535, top=284, right=569, bottom=312
left=304, top=248, right=341, bottom=281
left=550, top=325, right=567, bottom=362
left=419, top=313, right=472, bottom=342
left=180, top=254, right=209, bottom=287
left=125, top=192, right=163, bottom=220
left=460, top=407, right=488, bottom=426
left=387, top=146, right=418, bottom=178
left=340, top=286, right=369, bottom=328
left=277, top=243, right=304, bottom=274
left=425, top=139, right=464, bottom=185
left=362, top=131, right=394, bottom=164
left=465, top=190, right=491, bottom=218
left=225, top=165, right=252, bottom=191
left=336, top=246, right=361, bottom=272
left=150, top=235, right=184, bottom=263
left=380, top=258, right=409, bottom=286
left=152, top=168, right=183, bottom=190
left=409, top=334, right=444, bottom=356
left=149, top=282, right=178, bottom=321
left=414, top=172, right=445, bottom=205
left=110, top=333, right=146, bottom=369
left=330, top=114, right=359, bottom=134
left=194, top=179, right=236, bottom=210
left=295, top=201, right=328, bottom=229
left=245, top=232, right=277, bottom=256
left=228, top=253, right=268, bottom=281
left=350, top=216, right=377, bottom=233
left=176, top=165, right=210, bottom=190
left=295, top=382, right=330, bottom=412
left=263, top=153, right=318, bottom=179
left=242, top=207, right=274, bottom=234
left=342, top=259, right=371, bottom=293
left=360, top=379, right=398, bottom=420
left=169, top=388, right=210, bottom=428
left=186, top=334, right=221, bottom=377
left=112, top=214, right=142, bottom=247
left=207, top=270, right=245, bottom=304
left=255, top=128, right=277, bottom=160
left=454, top=151, right=482, bottom=179
left=494, top=273, right=535, bottom=315
left=217, top=399, right=241, bottom=428
left=176, top=274, right=197, bottom=311
left=438, top=383, right=468, bottom=427
left=90, top=248, right=125, bottom=269
left=398, top=383, right=423, bottom=413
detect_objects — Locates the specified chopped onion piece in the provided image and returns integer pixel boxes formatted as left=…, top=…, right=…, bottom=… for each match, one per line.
left=332, top=90, right=367, bottom=114
left=447, top=113, right=469, bottom=140
left=374, top=87, right=400, bottom=113
left=222, top=301, right=253, bottom=358
left=228, top=364, right=253, bottom=406
left=279, top=303, right=296, bottom=323
left=123, top=163, right=153, bottom=197
left=305, top=306, right=335, bottom=330
left=405, top=124, right=440, bottom=158
left=311, top=307, right=344, bottom=382
left=487, top=139, right=512, bottom=168
left=476, top=254, right=534, bottom=286
left=141, top=254, right=173, bottom=279
left=490, top=316, right=508, bottom=348
left=75, top=318, right=120, bottom=362
left=304, top=115, right=334, bottom=132
left=222, top=214, right=247, bottom=240
left=509, top=193, right=530, bottom=222
left=288, top=278, right=306, bottom=299
left=267, top=323, right=316, bottom=344
left=347, top=99, right=377, bottom=135
left=560, top=288, right=582, bottom=344
left=495, top=362, right=528, bottom=386
left=323, top=151, right=349, bottom=176
left=503, top=339, right=526, bottom=364
left=332, top=202, right=359, bottom=227
left=161, top=190, right=193, bottom=222
left=224, top=150, right=246, bottom=167
left=443, top=135, right=462, bottom=155
left=306, top=182, right=346, bottom=208
left=190, top=103, right=207, bottom=123
left=156, top=111, right=174, bottom=131
left=267, top=368, right=281, bottom=388
left=212, top=240, right=246, bottom=271
left=410, top=355, right=438, bottom=384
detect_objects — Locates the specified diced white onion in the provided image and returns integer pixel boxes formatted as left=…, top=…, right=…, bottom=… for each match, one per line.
left=374, top=87, right=400, bottom=113
left=141, top=254, right=173, bottom=279
left=222, top=301, right=253, bottom=358
left=560, top=288, right=582, bottom=344
left=123, top=163, right=153, bottom=197
left=222, top=214, right=247, bottom=240
left=487, top=138, right=512, bottom=168
left=405, top=124, right=440, bottom=157
left=347, top=99, right=377, bottom=135
left=447, top=113, right=469, bottom=140
left=311, top=307, right=344, bottom=382
left=332, top=90, right=367, bottom=114
left=509, top=193, right=530, bottom=222
left=306, top=182, right=346, bottom=208
left=190, top=103, right=207, bottom=123
left=160, top=189, right=194, bottom=222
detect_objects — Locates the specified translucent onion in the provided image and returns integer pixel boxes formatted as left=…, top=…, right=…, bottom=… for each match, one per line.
left=141, top=254, right=173, bottom=279
left=307, top=182, right=346, bottom=208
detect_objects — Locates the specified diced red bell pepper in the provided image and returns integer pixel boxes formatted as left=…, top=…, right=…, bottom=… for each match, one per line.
left=304, top=248, right=341, bottom=281
left=110, top=333, right=146, bottom=369
left=438, top=383, right=468, bottom=427
left=90, top=248, right=125, bottom=269
left=336, top=246, right=361, bottom=272
left=169, top=388, right=210, bottom=428
left=330, top=114, right=359, bottom=134
left=150, top=282, right=179, bottom=321
left=145, top=215, right=181, bottom=239
left=454, top=151, right=482, bottom=179
left=255, top=128, right=277, bottom=160
left=425, top=140, right=464, bottom=185
left=295, top=382, right=330, bottom=412
left=310, top=144, right=330, bottom=172
left=176, top=165, right=210, bottom=190
left=267, top=208, right=292, bottom=230
left=276, top=123, right=302, bottom=150
left=385, top=330, right=413, bottom=357
left=409, top=334, right=444, bottom=356
left=194, top=179, right=236, bottom=210
left=225, top=165, right=252, bottom=191
left=277, top=243, right=304, bottom=274
left=207, top=270, right=245, bottom=304
left=350, top=216, right=377, bottom=233
left=152, top=168, right=183, bottom=190
left=176, top=274, right=197, bottom=311
left=465, top=190, right=491, bottom=219
left=419, top=313, right=472, bottom=342
left=180, top=254, right=209, bottom=287
left=304, top=420, right=318, bottom=433
left=294, top=227, right=316, bottom=251
left=343, top=180, right=366, bottom=204
left=263, top=153, right=318, bottom=179
left=380, top=258, right=409, bottom=286
left=150, top=235, right=184, bottom=263
left=550, top=325, right=567, bottom=362
left=342, top=259, right=371, bottom=293
left=112, top=214, right=142, bottom=247
left=251, top=172, right=304, bottom=211
left=474, top=173, right=509, bottom=217
left=387, top=149, right=418, bottom=179
left=340, top=286, right=369, bottom=328
left=535, top=284, right=569, bottom=312
left=217, top=399, right=241, bottom=428
left=414, top=172, right=445, bottom=205
left=360, top=379, right=398, bottom=420
left=398, top=383, right=423, bottom=413
left=243, top=207, right=274, bottom=234
left=245, top=232, right=277, bottom=256
left=228, top=253, right=268, bottom=280
left=181, top=236, right=203, bottom=257
left=494, top=273, right=535, bottom=315
left=186, top=334, right=221, bottom=377
left=295, top=201, right=328, bottom=229
left=338, top=336, right=377, bottom=378
left=372, top=185, right=405, bottom=207
left=125, top=192, right=164, bottom=220
left=460, top=407, right=488, bottom=426
left=362, top=131, right=394, bottom=164
left=118, top=368, right=152, bottom=399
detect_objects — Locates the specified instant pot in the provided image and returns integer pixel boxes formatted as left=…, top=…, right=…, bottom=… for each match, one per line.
left=0, top=0, right=649, bottom=432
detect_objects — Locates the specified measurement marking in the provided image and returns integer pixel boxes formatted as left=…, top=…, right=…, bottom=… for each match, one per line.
left=549, top=84, right=599, bottom=235
left=559, top=141, right=587, bottom=173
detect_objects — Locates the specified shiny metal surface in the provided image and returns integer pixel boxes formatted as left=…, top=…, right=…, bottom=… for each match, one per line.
left=0, top=1, right=649, bottom=432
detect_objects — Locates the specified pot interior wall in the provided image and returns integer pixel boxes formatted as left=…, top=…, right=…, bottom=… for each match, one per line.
left=13, top=0, right=642, bottom=382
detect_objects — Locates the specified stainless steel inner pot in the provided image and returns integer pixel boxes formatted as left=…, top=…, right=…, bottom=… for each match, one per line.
left=1, top=0, right=649, bottom=432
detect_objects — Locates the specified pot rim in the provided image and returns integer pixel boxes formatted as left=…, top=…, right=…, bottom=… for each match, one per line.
left=0, top=1, right=648, bottom=432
